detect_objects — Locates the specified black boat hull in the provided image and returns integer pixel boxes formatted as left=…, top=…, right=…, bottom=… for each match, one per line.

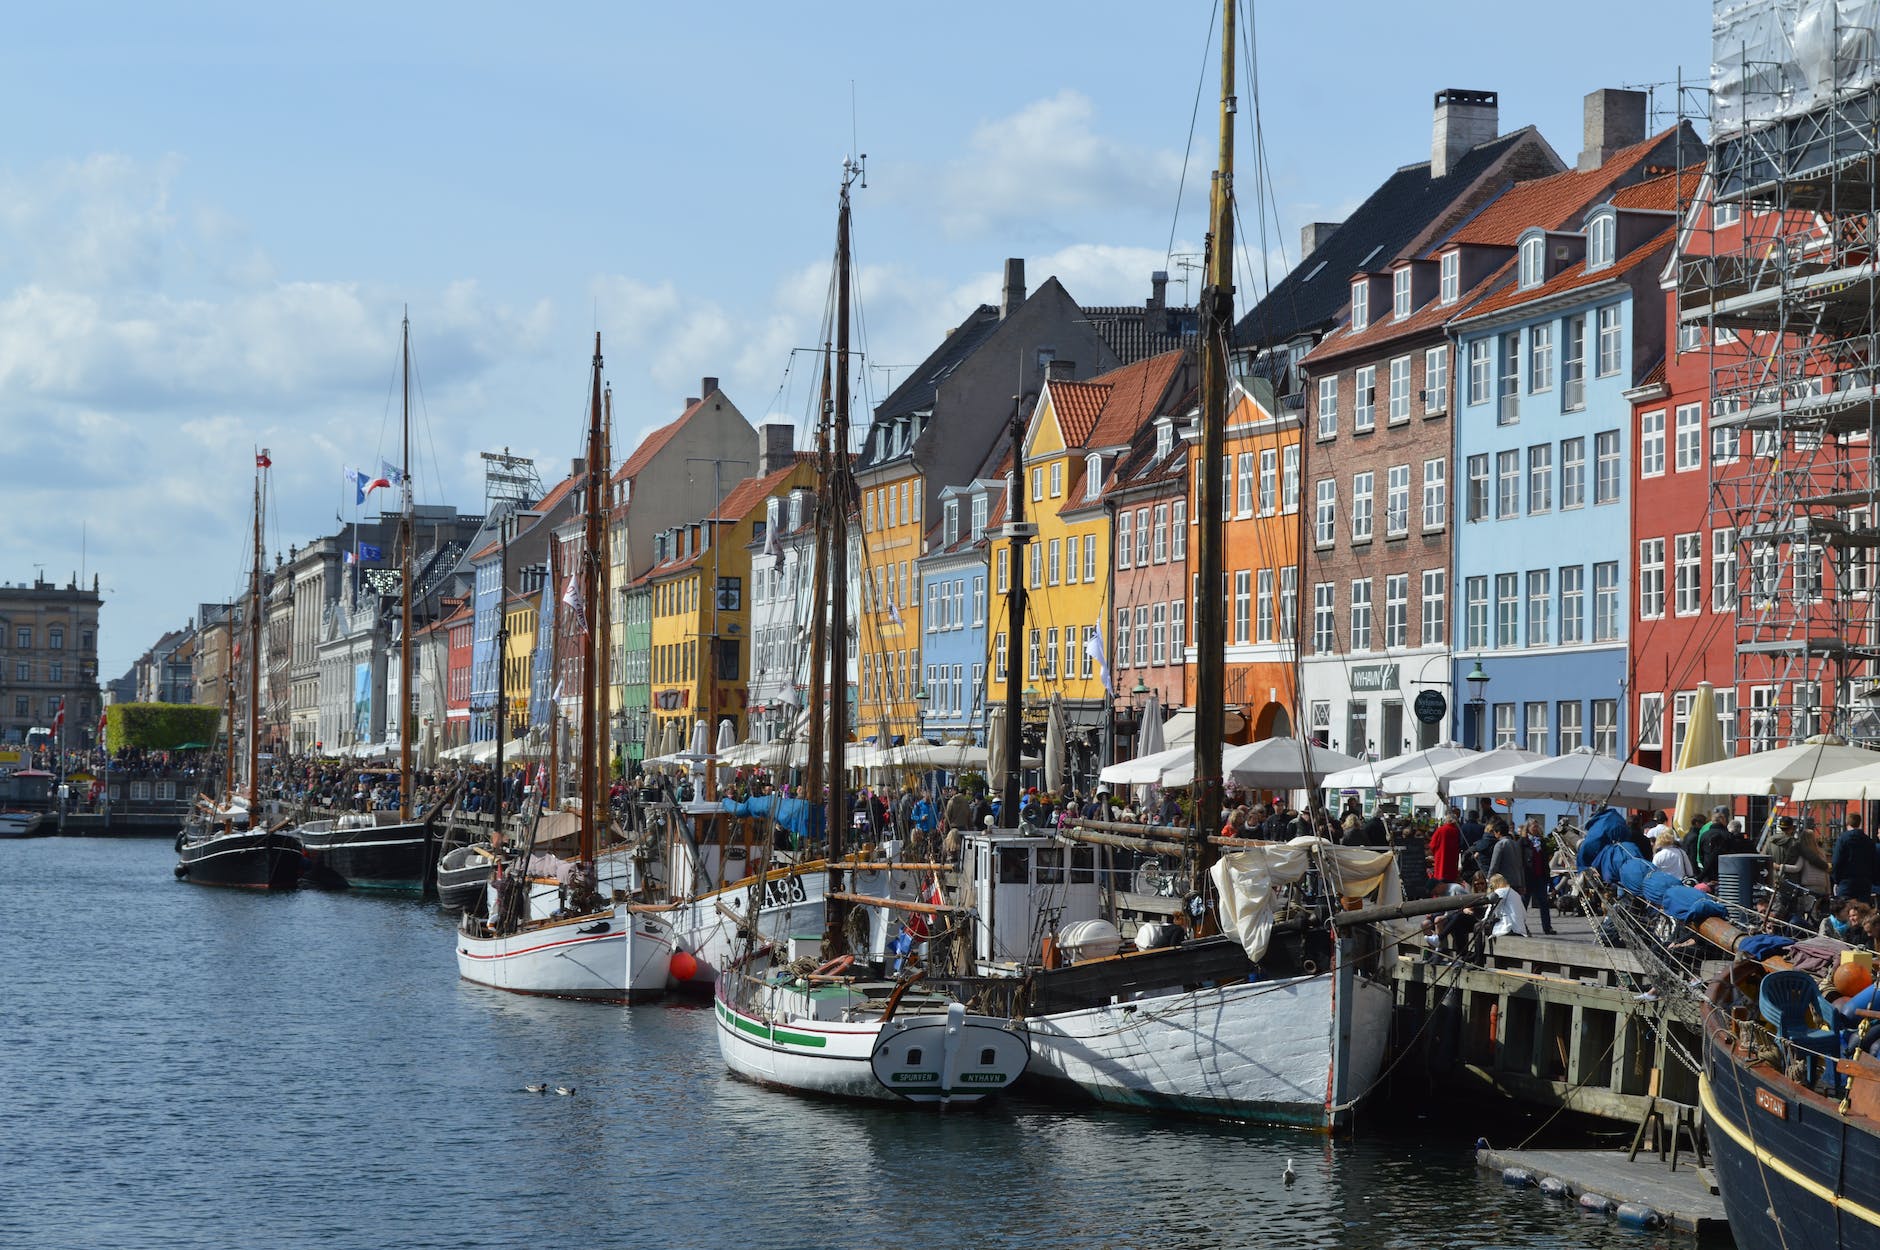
left=1703, top=1011, right=1880, bottom=1250
left=176, top=829, right=305, bottom=891
left=435, top=853, right=492, bottom=913
left=298, top=820, right=437, bottom=892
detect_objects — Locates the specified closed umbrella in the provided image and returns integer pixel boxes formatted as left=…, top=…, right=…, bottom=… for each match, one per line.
left=715, top=718, right=737, bottom=757
left=1137, top=692, right=1165, bottom=757
left=689, top=719, right=711, bottom=757
left=986, top=705, right=1009, bottom=799
left=1045, top=694, right=1065, bottom=795
left=1671, top=681, right=1725, bottom=833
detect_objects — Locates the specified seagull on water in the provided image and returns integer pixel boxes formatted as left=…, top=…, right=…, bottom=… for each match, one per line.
left=555, top=1085, right=576, bottom=1096
left=523, top=1083, right=547, bottom=1094
left=1283, top=1159, right=1296, bottom=1187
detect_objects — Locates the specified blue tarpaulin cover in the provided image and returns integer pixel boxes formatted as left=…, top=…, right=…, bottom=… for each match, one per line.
left=718, top=794, right=821, bottom=843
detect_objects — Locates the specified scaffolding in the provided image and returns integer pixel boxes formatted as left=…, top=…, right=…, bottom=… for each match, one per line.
left=480, top=448, right=543, bottom=516
left=1689, top=0, right=1880, bottom=746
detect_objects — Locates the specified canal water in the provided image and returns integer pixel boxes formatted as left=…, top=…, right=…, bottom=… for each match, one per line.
left=7, top=838, right=1680, bottom=1250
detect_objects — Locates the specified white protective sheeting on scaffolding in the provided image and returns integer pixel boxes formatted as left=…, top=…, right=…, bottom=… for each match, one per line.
left=1712, top=0, right=1880, bottom=134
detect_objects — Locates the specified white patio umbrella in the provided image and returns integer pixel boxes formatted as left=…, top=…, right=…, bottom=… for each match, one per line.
left=1379, top=746, right=1547, bottom=797
left=1446, top=747, right=1662, bottom=805
left=1649, top=734, right=1880, bottom=798
left=1788, top=758, right=1880, bottom=802
left=1221, top=738, right=1363, bottom=789
left=1320, top=742, right=1478, bottom=791
left=1099, top=743, right=1194, bottom=786
left=1137, top=692, right=1165, bottom=757
left=1045, top=694, right=1066, bottom=794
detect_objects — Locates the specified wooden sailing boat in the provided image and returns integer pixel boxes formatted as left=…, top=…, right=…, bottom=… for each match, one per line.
left=454, top=334, right=674, bottom=1003
left=175, top=452, right=307, bottom=891
left=959, top=1, right=1401, bottom=1129
left=297, top=314, right=454, bottom=891
left=712, top=158, right=1030, bottom=1104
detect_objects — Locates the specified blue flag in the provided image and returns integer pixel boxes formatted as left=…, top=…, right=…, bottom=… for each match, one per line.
left=358, top=543, right=383, bottom=562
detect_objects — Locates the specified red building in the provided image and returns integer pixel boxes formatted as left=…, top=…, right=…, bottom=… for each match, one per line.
left=443, top=598, right=475, bottom=751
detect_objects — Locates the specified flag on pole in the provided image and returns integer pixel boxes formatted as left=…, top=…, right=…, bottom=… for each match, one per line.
left=344, top=466, right=392, bottom=505
left=256, top=449, right=272, bottom=468
left=379, top=459, right=405, bottom=487
left=887, top=595, right=903, bottom=627
left=51, top=697, right=64, bottom=740
left=97, top=709, right=108, bottom=747
left=343, top=550, right=359, bottom=565
left=1084, top=626, right=1112, bottom=696
left=357, top=543, right=383, bottom=562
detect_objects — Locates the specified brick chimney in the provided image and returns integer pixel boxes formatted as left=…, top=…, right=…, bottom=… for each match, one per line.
left=1431, top=88, right=1498, bottom=178
left=1578, top=88, right=1647, bottom=172
left=1046, top=359, right=1076, bottom=382
left=1001, top=257, right=1026, bottom=320
left=758, top=423, right=795, bottom=476
left=1300, top=221, right=1343, bottom=257
left=1148, top=270, right=1168, bottom=311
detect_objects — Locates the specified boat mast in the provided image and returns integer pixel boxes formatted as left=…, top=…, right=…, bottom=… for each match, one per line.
left=1001, top=393, right=1027, bottom=823
left=247, top=457, right=265, bottom=811
left=547, top=536, right=560, bottom=811
left=580, top=333, right=605, bottom=867
left=1192, top=0, right=1234, bottom=900
left=495, top=516, right=509, bottom=829
left=823, top=161, right=857, bottom=955
left=805, top=348, right=832, bottom=812
left=596, top=385, right=614, bottom=828
left=398, top=311, right=414, bottom=821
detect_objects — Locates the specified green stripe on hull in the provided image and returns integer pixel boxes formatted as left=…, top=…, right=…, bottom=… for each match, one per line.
left=716, top=999, right=828, bottom=1049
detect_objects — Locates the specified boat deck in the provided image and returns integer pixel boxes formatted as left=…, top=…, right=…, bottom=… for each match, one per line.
left=1475, top=1145, right=1729, bottom=1236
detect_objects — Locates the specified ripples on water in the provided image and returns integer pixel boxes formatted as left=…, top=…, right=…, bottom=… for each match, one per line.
left=6, top=839, right=1678, bottom=1250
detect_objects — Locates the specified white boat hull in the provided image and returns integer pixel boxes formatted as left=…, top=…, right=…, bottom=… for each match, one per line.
left=1018, top=969, right=1394, bottom=1130
left=456, top=904, right=673, bottom=1003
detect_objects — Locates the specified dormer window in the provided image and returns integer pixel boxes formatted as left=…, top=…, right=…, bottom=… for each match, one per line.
left=1392, top=268, right=1412, bottom=319
left=1155, top=420, right=1174, bottom=462
left=1350, top=279, right=1369, bottom=332
left=944, top=498, right=960, bottom=546
left=1587, top=210, right=1616, bottom=270
left=1085, top=453, right=1105, bottom=499
left=970, top=492, right=988, bottom=538
left=1517, top=233, right=1545, bottom=289
left=1440, top=251, right=1459, bottom=304
left=788, top=492, right=804, bottom=531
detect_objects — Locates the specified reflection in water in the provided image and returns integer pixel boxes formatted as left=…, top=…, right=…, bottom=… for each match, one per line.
left=10, top=839, right=1673, bottom=1250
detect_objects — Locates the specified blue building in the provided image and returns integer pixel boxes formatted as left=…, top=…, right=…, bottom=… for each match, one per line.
left=917, top=478, right=1002, bottom=743
left=1446, top=192, right=1678, bottom=757
left=468, top=541, right=504, bottom=744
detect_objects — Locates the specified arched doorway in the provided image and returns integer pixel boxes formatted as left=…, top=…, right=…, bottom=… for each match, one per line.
left=1253, top=701, right=1292, bottom=741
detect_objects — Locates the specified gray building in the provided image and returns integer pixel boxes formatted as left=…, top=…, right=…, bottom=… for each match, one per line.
left=0, top=574, right=104, bottom=747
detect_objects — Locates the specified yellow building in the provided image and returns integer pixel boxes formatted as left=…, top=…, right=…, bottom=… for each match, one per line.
left=503, top=591, right=537, bottom=739
left=854, top=461, right=925, bottom=742
left=987, top=352, right=1190, bottom=766
left=639, top=451, right=816, bottom=749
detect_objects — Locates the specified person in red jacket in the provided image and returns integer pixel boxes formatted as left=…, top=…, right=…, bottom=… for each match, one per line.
left=1428, top=808, right=1462, bottom=889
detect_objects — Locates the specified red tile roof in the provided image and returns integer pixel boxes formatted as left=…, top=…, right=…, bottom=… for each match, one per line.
left=1611, top=164, right=1702, bottom=212
left=711, top=453, right=815, bottom=522
left=1448, top=128, right=1673, bottom=247
left=1083, top=351, right=1187, bottom=449
left=1047, top=380, right=1111, bottom=446
left=617, top=397, right=705, bottom=481
left=1454, top=225, right=1675, bottom=323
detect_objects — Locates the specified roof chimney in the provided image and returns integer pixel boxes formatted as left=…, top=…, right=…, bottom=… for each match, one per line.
left=1300, top=222, right=1343, bottom=258
left=1578, top=88, right=1647, bottom=172
left=1148, top=270, right=1168, bottom=311
left=1001, top=257, right=1026, bottom=320
left=1431, top=88, right=1498, bottom=179
left=700, top=376, right=719, bottom=398
left=758, top=423, right=795, bottom=476
left=1046, top=359, right=1076, bottom=382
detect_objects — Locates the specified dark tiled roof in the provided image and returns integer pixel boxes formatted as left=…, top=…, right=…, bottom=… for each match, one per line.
left=1235, top=129, right=1538, bottom=350
left=866, top=305, right=1003, bottom=432
left=1081, top=302, right=1198, bottom=364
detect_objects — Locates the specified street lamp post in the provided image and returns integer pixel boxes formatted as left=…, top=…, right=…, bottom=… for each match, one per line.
left=1466, top=658, right=1490, bottom=750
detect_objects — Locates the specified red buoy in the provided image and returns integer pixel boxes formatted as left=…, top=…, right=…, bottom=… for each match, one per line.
left=669, top=950, right=699, bottom=983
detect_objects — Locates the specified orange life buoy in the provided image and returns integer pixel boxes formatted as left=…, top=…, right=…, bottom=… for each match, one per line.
left=812, top=955, right=856, bottom=977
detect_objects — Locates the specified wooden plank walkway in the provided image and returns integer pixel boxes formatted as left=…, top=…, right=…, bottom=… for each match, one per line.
left=1476, top=1145, right=1729, bottom=1236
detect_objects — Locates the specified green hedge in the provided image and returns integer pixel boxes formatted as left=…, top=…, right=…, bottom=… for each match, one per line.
left=106, top=703, right=223, bottom=750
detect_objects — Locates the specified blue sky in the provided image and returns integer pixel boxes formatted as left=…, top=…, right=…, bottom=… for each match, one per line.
left=0, top=1, right=1711, bottom=678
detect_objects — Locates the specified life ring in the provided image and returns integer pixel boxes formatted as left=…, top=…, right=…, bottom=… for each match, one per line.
left=812, top=955, right=855, bottom=977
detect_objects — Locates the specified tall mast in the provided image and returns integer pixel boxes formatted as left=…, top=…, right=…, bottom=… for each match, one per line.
left=247, top=459, right=265, bottom=810
left=1001, top=394, right=1027, bottom=822
left=398, top=311, right=414, bottom=821
left=496, top=518, right=509, bottom=828
left=805, top=347, right=832, bottom=811
left=547, top=536, right=561, bottom=811
left=596, top=385, right=614, bottom=823
left=580, top=333, right=605, bottom=865
left=1192, top=0, right=1234, bottom=899
left=824, top=161, right=857, bottom=954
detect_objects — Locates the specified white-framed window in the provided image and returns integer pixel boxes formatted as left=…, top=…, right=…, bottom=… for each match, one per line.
left=1422, top=457, right=1447, bottom=530
left=1592, top=698, right=1619, bottom=756
left=1115, top=609, right=1131, bottom=670
left=1388, top=355, right=1412, bottom=423
left=1313, top=583, right=1335, bottom=654
left=1317, top=376, right=1338, bottom=438
left=1229, top=571, right=1249, bottom=645
left=1151, top=604, right=1167, bottom=664
left=1171, top=500, right=1186, bottom=561
left=1713, top=200, right=1742, bottom=227
left=1279, top=567, right=1297, bottom=643
left=1526, top=569, right=1551, bottom=646
left=1675, top=403, right=1702, bottom=471
left=1465, top=453, right=1489, bottom=522
left=972, top=575, right=985, bottom=624
left=1495, top=573, right=1520, bottom=648
left=1424, top=345, right=1448, bottom=412
left=1674, top=532, right=1702, bottom=615
left=1637, top=691, right=1664, bottom=748
left=1465, top=575, right=1489, bottom=650
left=1588, top=212, right=1616, bottom=268
left=1133, top=609, right=1149, bottom=667
left=1236, top=451, right=1255, bottom=516
left=1393, top=268, right=1412, bottom=319
left=1028, top=542, right=1042, bottom=589
left=1498, top=332, right=1520, bottom=424
left=1639, top=538, right=1666, bottom=618
left=1561, top=436, right=1586, bottom=509
left=1386, top=464, right=1411, bottom=537
left=1350, top=578, right=1373, bottom=650
left=1065, top=534, right=1080, bottom=583
left=1496, top=450, right=1520, bottom=519
left=1558, top=700, right=1584, bottom=752
left=1135, top=506, right=1151, bottom=566
left=1467, top=339, right=1493, bottom=406
left=1562, top=315, right=1587, bottom=410
left=1596, top=304, right=1623, bottom=376
left=1049, top=461, right=1062, bottom=497
left=1031, top=467, right=1044, bottom=502
left=1351, top=279, right=1369, bottom=331
left=1258, top=449, right=1277, bottom=515
left=1084, top=453, right=1104, bottom=499
left=1256, top=569, right=1275, bottom=643
left=1518, top=234, right=1545, bottom=287
left=1384, top=573, right=1408, bottom=648
left=1155, top=421, right=1173, bottom=461
left=1527, top=444, right=1552, bottom=514
left=1116, top=511, right=1132, bottom=570
left=1593, top=561, right=1620, bottom=641
left=1711, top=422, right=1738, bottom=465
left=1281, top=445, right=1299, bottom=513
left=1529, top=322, right=1553, bottom=392
left=1151, top=506, right=1169, bottom=563
left=1315, top=479, right=1337, bottom=545
left=1171, top=600, right=1186, bottom=657
left=1440, top=250, right=1459, bottom=303
left=1640, top=409, right=1666, bottom=476
left=1354, top=365, right=1377, bottom=431
left=1494, top=703, right=1518, bottom=748
left=1560, top=565, right=1585, bottom=643
left=1525, top=701, right=1550, bottom=753
left=1421, top=569, right=1446, bottom=646
left=943, top=498, right=959, bottom=546
left=1351, top=471, right=1374, bottom=541
left=1712, top=527, right=1736, bottom=612
left=1048, top=538, right=1063, bottom=586
left=1678, top=320, right=1704, bottom=354
left=1595, top=430, right=1622, bottom=504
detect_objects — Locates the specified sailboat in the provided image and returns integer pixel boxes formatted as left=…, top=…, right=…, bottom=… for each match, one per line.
left=959, top=1, right=1405, bottom=1129
left=713, top=158, right=1030, bottom=1104
left=297, top=315, right=454, bottom=891
left=175, top=452, right=307, bottom=891
left=454, top=335, right=674, bottom=1003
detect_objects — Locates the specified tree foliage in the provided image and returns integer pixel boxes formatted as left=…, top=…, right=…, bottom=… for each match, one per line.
left=106, top=703, right=223, bottom=750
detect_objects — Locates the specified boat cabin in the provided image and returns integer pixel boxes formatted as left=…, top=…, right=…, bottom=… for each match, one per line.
left=960, top=829, right=1106, bottom=972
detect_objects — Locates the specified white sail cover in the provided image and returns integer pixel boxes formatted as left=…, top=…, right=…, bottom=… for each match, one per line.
left=1210, top=837, right=1401, bottom=962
